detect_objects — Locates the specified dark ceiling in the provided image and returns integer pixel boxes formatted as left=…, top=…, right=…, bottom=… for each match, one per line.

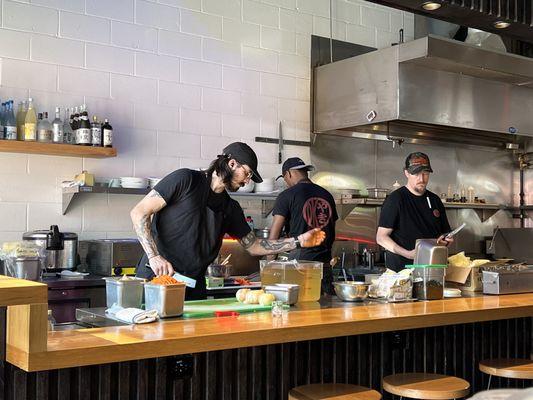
left=367, top=0, right=533, bottom=45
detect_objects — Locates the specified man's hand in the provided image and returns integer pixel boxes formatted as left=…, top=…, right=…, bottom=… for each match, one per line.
left=299, top=228, right=326, bottom=248
left=406, top=249, right=416, bottom=260
left=149, top=255, right=174, bottom=276
left=437, top=235, right=454, bottom=247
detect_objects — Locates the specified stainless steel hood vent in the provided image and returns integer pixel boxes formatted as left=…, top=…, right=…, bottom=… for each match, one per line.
left=313, top=35, right=533, bottom=150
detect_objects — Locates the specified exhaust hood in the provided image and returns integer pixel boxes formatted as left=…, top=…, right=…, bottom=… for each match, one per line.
left=313, top=35, right=533, bottom=150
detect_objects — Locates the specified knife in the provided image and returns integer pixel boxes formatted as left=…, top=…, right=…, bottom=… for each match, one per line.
left=445, top=222, right=466, bottom=240
left=278, top=121, right=283, bottom=164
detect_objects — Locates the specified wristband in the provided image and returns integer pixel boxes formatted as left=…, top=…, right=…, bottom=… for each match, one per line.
left=293, top=236, right=301, bottom=249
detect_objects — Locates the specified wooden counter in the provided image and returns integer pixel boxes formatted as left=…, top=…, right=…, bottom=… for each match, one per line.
left=0, top=275, right=47, bottom=306
left=7, top=293, right=533, bottom=372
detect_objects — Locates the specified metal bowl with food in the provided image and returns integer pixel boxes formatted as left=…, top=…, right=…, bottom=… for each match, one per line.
left=333, top=281, right=370, bottom=302
left=207, top=264, right=231, bottom=278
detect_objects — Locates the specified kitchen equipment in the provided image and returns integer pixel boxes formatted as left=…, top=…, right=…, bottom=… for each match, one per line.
left=23, top=226, right=78, bottom=271
left=144, top=281, right=186, bottom=318
left=5, top=257, right=42, bottom=281
left=207, top=264, right=231, bottom=278
left=408, top=264, right=446, bottom=300
left=366, top=187, right=389, bottom=199
left=182, top=298, right=271, bottom=319
left=104, top=276, right=144, bottom=308
left=254, top=178, right=275, bottom=193
left=119, top=177, right=148, bottom=189
left=414, top=239, right=448, bottom=266
left=264, top=284, right=300, bottom=305
left=482, top=266, right=533, bottom=295
left=86, top=239, right=143, bottom=276
left=333, top=281, right=369, bottom=302
left=148, top=177, right=161, bottom=188
left=260, top=260, right=323, bottom=302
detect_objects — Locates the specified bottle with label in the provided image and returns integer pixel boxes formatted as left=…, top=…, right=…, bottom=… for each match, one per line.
left=24, top=98, right=37, bottom=141
left=16, top=101, right=27, bottom=141
left=4, top=101, right=18, bottom=140
left=52, top=107, right=63, bottom=143
left=63, top=108, right=74, bottom=144
left=38, top=111, right=52, bottom=143
left=102, top=118, right=113, bottom=147
left=72, top=106, right=79, bottom=131
left=91, top=115, right=102, bottom=147
left=75, top=105, right=91, bottom=145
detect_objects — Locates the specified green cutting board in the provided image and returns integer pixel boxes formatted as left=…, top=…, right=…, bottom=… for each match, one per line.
left=182, top=298, right=271, bottom=319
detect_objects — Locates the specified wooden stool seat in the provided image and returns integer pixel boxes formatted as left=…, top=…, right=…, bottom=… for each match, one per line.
left=289, top=383, right=382, bottom=400
left=382, top=373, right=470, bottom=399
left=479, top=358, right=533, bottom=380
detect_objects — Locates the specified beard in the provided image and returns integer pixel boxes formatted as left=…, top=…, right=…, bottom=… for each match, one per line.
left=413, top=184, right=426, bottom=194
left=224, top=171, right=244, bottom=192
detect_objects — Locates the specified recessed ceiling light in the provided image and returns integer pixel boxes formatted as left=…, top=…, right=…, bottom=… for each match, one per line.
left=493, top=20, right=510, bottom=29
left=421, top=1, right=442, bottom=10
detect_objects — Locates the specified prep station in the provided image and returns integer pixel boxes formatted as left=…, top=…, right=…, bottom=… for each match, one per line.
left=1, top=1, right=533, bottom=399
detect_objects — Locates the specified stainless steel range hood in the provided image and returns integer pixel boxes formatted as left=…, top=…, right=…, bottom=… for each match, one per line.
left=313, top=35, right=533, bottom=149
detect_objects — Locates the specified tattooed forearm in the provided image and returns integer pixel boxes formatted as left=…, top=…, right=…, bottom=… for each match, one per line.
left=239, top=231, right=256, bottom=249
left=133, top=214, right=159, bottom=259
left=259, top=239, right=295, bottom=252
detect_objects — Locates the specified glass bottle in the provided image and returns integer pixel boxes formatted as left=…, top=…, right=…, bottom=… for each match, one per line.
left=24, top=97, right=37, bottom=141
left=63, top=108, right=74, bottom=144
left=91, top=115, right=102, bottom=146
left=102, top=118, right=113, bottom=147
left=75, top=105, right=91, bottom=145
left=52, top=107, right=63, bottom=143
left=16, top=101, right=27, bottom=141
left=0, top=102, right=5, bottom=139
left=47, top=309, right=56, bottom=331
left=4, top=101, right=18, bottom=140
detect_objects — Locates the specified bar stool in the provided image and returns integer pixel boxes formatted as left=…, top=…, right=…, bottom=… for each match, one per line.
left=289, top=383, right=382, bottom=400
left=479, top=358, right=533, bottom=389
left=382, top=373, right=470, bottom=399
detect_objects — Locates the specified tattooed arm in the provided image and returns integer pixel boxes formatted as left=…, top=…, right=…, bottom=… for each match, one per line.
left=130, top=190, right=173, bottom=276
left=240, top=228, right=326, bottom=256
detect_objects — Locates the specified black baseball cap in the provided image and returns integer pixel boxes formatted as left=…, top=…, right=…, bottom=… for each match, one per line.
left=222, top=142, right=263, bottom=183
left=405, top=152, right=433, bottom=174
left=277, top=157, right=315, bottom=179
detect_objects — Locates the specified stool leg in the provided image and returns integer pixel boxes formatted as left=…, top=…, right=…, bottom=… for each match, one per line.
left=487, top=374, right=492, bottom=390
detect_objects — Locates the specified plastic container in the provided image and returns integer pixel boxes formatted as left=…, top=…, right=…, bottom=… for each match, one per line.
left=144, top=282, right=186, bottom=318
left=407, top=264, right=446, bottom=300
left=264, top=284, right=300, bottom=305
left=260, top=260, right=323, bottom=302
left=5, top=257, right=42, bottom=281
left=104, top=277, right=145, bottom=308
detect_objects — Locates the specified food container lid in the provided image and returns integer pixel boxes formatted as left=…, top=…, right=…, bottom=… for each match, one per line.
left=23, top=230, right=78, bottom=240
left=264, top=284, right=299, bottom=292
left=14, top=256, right=40, bottom=261
left=406, top=264, right=447, bottom=268
left=103, top=277, right=145, bottom=284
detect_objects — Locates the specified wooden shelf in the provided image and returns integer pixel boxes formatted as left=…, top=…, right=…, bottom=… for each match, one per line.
left=0, top=140, right=116, bottom=158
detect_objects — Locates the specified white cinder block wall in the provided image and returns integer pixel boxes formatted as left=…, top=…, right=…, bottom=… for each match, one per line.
left=0, top=0, right=413, bottom=242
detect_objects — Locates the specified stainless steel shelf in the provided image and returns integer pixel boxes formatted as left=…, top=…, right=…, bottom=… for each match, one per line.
left=62, top=185, right=279, bottom=216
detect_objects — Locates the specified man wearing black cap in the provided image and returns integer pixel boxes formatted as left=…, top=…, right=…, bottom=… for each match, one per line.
left=269, top=157, right=338, bottom=293
left=131, top=143, right=325, bottom=299
left=376, top=152, right=453, bottom=271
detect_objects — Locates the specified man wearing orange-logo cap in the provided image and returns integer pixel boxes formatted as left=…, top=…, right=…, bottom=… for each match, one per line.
left=376, top=152, right=453, bottom=271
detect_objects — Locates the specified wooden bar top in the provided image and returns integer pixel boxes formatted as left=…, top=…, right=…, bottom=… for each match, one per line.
left=7, top=293, right=533, bottom=372
left=0, top=275, right=47, bottom=306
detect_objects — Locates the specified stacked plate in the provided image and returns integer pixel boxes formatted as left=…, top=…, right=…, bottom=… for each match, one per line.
left=148, top=177, right=161, bottom=188
left=120, top=177, right=148, bottom=189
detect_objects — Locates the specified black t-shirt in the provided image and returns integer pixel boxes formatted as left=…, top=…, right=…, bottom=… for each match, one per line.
left=272, top=180, right=338, bottom=262
left=135, top=169, right=251, bottom=296
left=378, top=186, right=451, bottom=271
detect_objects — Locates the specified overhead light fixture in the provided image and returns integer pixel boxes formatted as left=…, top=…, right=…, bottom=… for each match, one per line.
left=493, top=20, right=510, bottom=29
left=421, top=1, right=442, bottom=10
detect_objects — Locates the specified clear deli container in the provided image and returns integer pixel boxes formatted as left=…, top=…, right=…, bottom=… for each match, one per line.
left=144, top=282, right=186, bottom=318
left=104, top=277, right=145, bottom=308
left=264, top=284, right=300, bottom=305
left=407, top=264, right=446, bottom=300
left=260, top=260, right=323, bottom=302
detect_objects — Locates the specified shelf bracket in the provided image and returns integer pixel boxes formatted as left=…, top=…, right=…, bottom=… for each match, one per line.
left=261, top=199, right=276, bottom=218
left=62, top=190, right=79, bottom=215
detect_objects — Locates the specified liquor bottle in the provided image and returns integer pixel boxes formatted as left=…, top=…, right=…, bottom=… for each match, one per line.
left=4, top=101, right=18, bottom=140
left=102, top=118, right=113, bottom=147
left=72, top=106, right=79, bottom=131
left=16, top=101, right=27, bottom=141
left=0, top=102, right=5, bottom=139
left=52, top=107, right=63, bottom=143
left=63, top=108, right=74, bottom=144
left=69, top=107, right=75, bottom=130
left=75, top=105, right=91, bottom=145
left=38, top=111, right=52, bottom=143
left=91, top=115, right=102, bottom=147
left=24, top=98, right=37, bottom=141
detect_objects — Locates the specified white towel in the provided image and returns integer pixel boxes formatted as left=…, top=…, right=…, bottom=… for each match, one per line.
left=106, top=305, right=158, bottom=324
